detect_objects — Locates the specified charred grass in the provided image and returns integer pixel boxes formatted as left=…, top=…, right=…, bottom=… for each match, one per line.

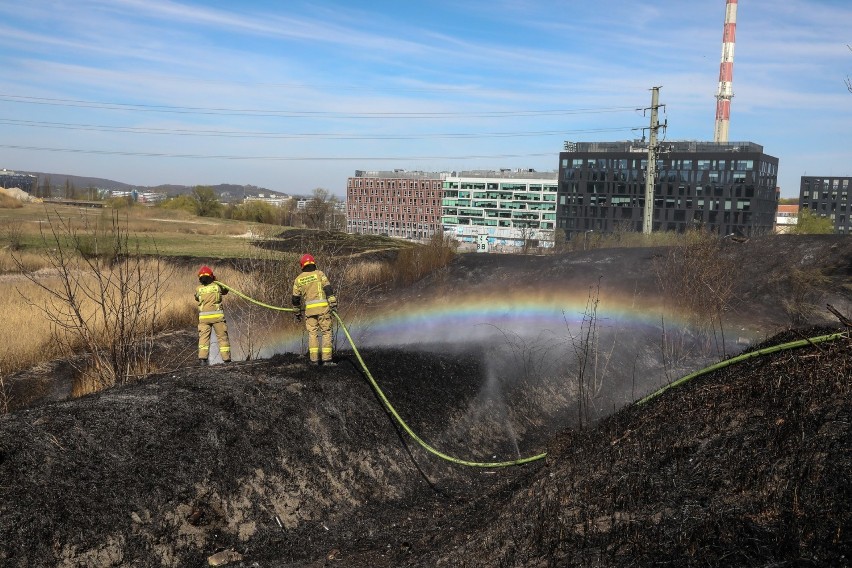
left=0, top=330, right=849, bottom=567
left=436, top=328, right=852, bottom=568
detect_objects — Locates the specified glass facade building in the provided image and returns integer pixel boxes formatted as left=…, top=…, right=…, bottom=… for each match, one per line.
left=799, top=176, right=852, bottom=234
left=440, top=171, right=558, bottom=249
left=557, top=141, right=779, bottom=240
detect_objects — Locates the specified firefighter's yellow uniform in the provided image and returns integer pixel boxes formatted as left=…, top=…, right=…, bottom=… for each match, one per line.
left=292, top=254, right=337, bottom=364
left=195, top=266, right=231, bottom=364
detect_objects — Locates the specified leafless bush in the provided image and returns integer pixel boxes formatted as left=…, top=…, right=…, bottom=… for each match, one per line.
left=776, top=268, right=832, bottom=326
left=653, top=229, right=735, bottom=358
left=391, top=232, right=457, bottom=287
left=5, top=220, right=25, bottom=251
left=566, top=277, right=616, bottom=428
left=224, top=230, right=299, bottom=360
left=12, top=211, right=170, bottom=390
left=486, top=325, right=559, bottom=384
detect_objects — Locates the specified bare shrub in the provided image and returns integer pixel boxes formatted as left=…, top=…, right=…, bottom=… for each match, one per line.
left=566, top=278, right=616, bottom=428
left=1, top=261, right=192, bottom=382
left=5, top=220, right=25, bottom=251
left=221, top=231, right=299, bottom=360
left=653, top=229, right=736, bottom=358
left=12, top=211, right=172, bottom=389
left=391, top=232, right=457, bottom=287
left=776, top=268, right=832, bottom=325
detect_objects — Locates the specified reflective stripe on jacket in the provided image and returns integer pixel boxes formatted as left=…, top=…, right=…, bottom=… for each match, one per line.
left=292, top=269, right=332, bottom=317
left=195, top=283, right=226, bottom=323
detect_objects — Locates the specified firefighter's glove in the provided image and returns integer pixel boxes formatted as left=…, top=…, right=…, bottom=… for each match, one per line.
left=328, top=296, right=338, bottom=310
left=294, top=312, right=303, bottom=323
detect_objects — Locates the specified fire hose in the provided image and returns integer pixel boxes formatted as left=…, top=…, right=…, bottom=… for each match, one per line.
left=218, top=282, right=547, bottom=467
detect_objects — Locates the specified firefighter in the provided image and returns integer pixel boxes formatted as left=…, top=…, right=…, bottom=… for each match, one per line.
left=291, top=254, right=337, bottom=366
left=195, top=265, right=231, bottom=365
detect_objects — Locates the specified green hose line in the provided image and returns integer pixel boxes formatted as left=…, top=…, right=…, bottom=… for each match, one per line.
left=218, top=281, right=546, bottom=466
left=217, top=282, right=298, bottom=312
left=332, top=310, right=548, bottom=468
left=215, top=282, right=847, bottom=467
left=636, top=332, right=847, bottom=406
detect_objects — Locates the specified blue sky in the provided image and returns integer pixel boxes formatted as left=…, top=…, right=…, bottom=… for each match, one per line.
left=0, top=0, right=850, bottom=198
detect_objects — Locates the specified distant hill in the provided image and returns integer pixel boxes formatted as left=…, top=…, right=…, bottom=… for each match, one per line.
left=18, top=171, right=287, bottom=200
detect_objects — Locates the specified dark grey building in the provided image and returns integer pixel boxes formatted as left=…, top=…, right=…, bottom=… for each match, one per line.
left=0, top=169, right=37, bottom=194
left=557, top=141, right=779, bottom=240
left=799, top=176, right=851, bottom=234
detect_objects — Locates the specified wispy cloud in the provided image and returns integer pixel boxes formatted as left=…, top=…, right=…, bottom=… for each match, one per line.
left=0, top=0, right=849, bottom=196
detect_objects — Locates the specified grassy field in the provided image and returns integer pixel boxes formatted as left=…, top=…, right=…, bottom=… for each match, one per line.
left=0, top=202, right=430, bottom=386
left=0, top=202, right=282, bottom=267
left=0, top=202, right=415, bottom=270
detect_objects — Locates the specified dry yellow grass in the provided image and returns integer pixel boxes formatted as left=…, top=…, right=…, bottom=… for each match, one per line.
left=343, top=260, right=391, bottom=287
left=1, top=261, right=199, bottom=378
left=0, top=207, right=452, bottom=388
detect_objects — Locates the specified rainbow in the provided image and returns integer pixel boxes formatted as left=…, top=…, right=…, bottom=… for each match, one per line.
left=241, top=288, right=763, bottom=359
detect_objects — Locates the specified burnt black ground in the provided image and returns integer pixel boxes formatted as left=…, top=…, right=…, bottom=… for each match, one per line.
left=1, top=234, right=851, bottom=567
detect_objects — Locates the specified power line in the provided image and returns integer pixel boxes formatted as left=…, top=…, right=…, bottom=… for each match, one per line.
left=0, top=143, right=563, bottom=161
left=0, top=93, right=640, bottom=119
left=0, top=117, right=643, bottom=140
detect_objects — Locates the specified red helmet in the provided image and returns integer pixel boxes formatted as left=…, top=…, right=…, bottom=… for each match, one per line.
left=198, top=265, right=214, bottom=279
left=299, top=254, right=315, bottom=268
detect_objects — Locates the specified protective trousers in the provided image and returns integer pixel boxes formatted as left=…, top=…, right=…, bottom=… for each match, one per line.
left=198, top=320, right=231, bottom=362
left=305, top=311, right=333, bottom=362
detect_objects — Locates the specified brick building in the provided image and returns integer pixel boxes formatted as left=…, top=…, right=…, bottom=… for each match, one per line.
left=346, top=170, right=444, bottom=239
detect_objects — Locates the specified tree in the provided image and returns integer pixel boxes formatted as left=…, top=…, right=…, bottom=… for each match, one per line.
left=230, top=200, right=276, bottom=224
left=303, top=188, right=340, bottom=229
left=792, top=208, right=834, bottom=234
left=39, top=175, right=52, bottom=199
left=159, top=194, right=197, bottom=214
left=192, top=186, right=223, bottom=217
left=64, top=179, right=78, bottom=200
left=13, top=212, right=170, bottom=389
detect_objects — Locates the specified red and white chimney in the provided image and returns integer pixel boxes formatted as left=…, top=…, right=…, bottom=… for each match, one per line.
left=714, top=0, right=737, bottom=143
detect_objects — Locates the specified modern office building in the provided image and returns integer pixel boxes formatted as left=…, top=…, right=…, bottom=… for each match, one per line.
left=799, top=176, right=851, bottom=234
left=346, top=170, right=444, bottom=239
left=557, top=141, right=779, bottom=240
left=441, top=170, right=558, bottom=250
left=0, top=169, right=37, bottom=194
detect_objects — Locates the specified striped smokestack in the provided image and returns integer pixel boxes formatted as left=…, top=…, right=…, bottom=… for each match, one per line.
left=714, top=0, right=737, bottom=143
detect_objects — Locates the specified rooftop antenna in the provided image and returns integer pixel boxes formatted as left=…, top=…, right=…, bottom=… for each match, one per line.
left=714, top=0, right=738, bottom=143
